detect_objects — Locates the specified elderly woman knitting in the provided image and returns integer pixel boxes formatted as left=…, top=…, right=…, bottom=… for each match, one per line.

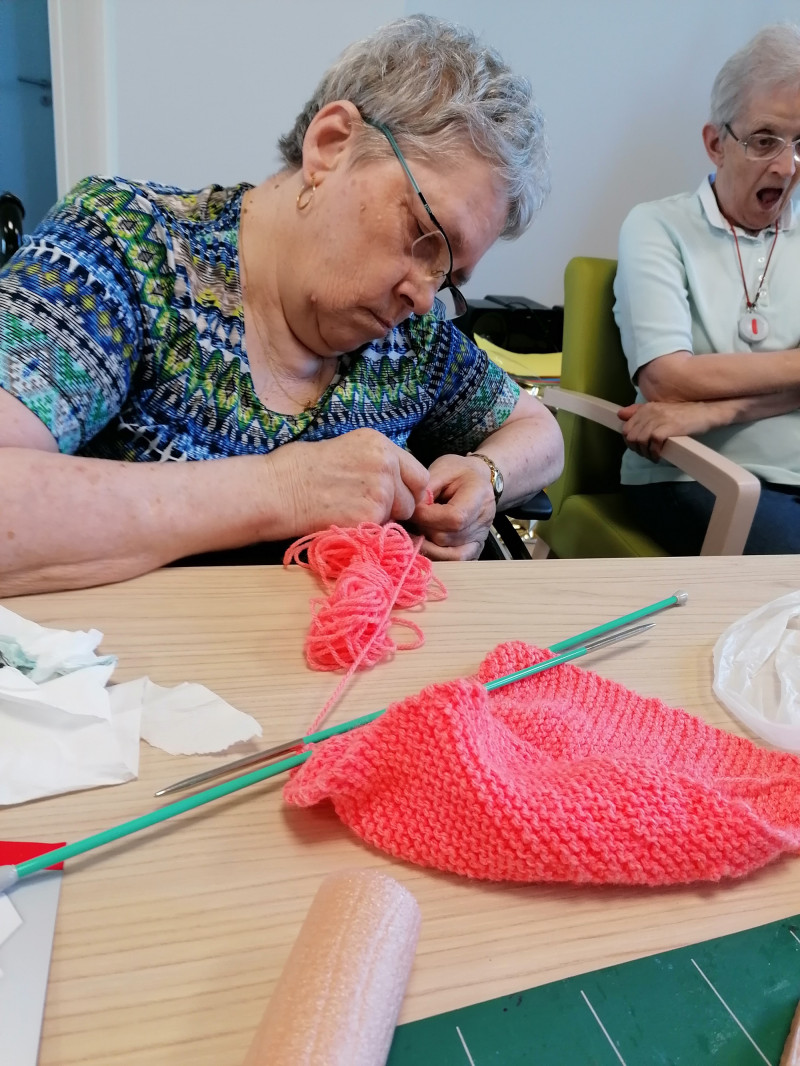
left=0, top=14, right=562, bottom=595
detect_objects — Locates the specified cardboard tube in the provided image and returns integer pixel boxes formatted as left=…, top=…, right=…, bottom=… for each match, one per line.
left=780, top=997, right=800, bottom=1065
left=243, top=869, right=421, bottom=1066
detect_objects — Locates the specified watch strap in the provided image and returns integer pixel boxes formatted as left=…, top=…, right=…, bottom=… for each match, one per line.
left=468, top=452, right=503, bottom=502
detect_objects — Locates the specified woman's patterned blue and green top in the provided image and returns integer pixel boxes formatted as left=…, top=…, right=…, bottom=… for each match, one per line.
left=0, top=176, right=519, bottom=463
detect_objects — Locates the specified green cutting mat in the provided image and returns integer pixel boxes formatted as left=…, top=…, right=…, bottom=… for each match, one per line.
left=388, top=914, right=800, bottom=1064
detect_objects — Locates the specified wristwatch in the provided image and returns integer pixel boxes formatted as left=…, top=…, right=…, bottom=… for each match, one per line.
left=468, top=452, right=505, bottom=503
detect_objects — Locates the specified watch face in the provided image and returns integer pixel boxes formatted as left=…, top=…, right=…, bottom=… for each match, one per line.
left=494, top=470, right=504, bottom=498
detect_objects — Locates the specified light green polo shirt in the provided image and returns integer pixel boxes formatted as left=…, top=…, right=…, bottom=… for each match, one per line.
left=613, top=177, right=800, bottom=486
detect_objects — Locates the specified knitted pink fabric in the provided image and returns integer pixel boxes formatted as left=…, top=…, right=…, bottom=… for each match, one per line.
left=283, top=641, right=800, bottom=886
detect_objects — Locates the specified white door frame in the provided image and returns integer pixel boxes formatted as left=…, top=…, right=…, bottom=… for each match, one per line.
left=48, top=0, right=115, bottom=194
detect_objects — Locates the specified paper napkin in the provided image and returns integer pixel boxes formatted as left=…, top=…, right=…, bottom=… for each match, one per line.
left=0, top=607, right=262, bottom=805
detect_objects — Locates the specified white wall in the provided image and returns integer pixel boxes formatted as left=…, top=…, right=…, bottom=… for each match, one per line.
left=53, top=0, right=800, bottom=306
left=109, top=0, right=402, bottom=187
left=422, top=0, right=800, bottom=304
left=49, top=0, right=112, bottom=202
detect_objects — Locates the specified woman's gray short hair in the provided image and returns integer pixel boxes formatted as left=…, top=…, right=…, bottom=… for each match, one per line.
left=277, top=14, right=549, bottom=239
left=710, top=23, right=800, bottom=128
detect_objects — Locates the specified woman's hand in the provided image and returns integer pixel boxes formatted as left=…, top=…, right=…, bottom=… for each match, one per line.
left=409, top=453, right=496, bottom=560
left=265, top=428, right=431, bottom=534
left=618, top=401, right=725, bottom=462
left=620, top=388, right=800, bottom=463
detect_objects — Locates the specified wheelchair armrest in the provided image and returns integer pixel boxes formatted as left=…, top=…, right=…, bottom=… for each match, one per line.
left=502, top=489, right=553, bottom=523
left=481, top=491, right=552, bottom=561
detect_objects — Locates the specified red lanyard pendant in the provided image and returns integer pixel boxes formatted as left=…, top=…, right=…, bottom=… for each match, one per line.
left=738, top=309, right=769, bottom=342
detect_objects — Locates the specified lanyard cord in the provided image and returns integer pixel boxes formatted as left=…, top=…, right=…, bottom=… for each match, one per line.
left=728, top=220, right=780, bottom=311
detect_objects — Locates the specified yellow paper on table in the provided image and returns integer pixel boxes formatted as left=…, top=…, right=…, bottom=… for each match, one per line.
left=474, top=335, right=562, bottom=380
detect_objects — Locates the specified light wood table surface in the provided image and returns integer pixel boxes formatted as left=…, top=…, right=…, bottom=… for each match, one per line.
left=4, top=556, right=800, bottom=1065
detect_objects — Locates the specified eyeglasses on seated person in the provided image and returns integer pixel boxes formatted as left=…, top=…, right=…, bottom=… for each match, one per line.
left=364, top=117, right=469, bottom=320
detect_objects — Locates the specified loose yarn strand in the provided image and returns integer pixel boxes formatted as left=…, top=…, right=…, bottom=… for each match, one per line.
left=283, top=523, right=446, bottom=734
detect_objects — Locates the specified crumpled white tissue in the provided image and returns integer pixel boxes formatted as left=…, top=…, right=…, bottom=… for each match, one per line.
left=0, top=607, right=262, bottom=805
left=0, top=606, right=116, bottom=683
left=713, top=589, right=800, bottom=751
left=117, top=676, right=263, bottom=756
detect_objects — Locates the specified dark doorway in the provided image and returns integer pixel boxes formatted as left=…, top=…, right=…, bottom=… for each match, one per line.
left=0, top=0, right=58, bottom=234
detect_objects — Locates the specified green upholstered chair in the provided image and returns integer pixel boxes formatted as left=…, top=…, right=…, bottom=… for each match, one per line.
left=532, top=257, right=760, bottom=559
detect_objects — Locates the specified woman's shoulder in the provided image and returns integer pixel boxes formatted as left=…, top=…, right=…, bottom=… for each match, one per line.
left=621, top=187, right=703, bottom=233
left=36, top=176, right=251, bottom=293
left=59, top=175, right=251, bottom=229
left=619, top=189, right=707, bottom=261
left=373, top=311, right=489, bottom=393
left=355, top=312, right=470, bottom=389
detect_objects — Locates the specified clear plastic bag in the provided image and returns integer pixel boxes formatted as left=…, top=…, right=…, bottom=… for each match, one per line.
left=713, top=590, right=800, bottom=751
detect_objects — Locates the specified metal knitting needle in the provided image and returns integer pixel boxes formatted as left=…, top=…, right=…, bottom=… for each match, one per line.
left=0, top=622, right=654, bottom=894
left=154, top=621, right=655, bottom=797
left=484, top=622, right=654, bottom=690
left=152, top=592, right=686, bottom=795
left=153, top=711, right=388, bottom=796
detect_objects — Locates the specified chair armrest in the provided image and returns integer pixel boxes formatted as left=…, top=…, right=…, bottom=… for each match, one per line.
left=541, top=386, right=761, bottom=556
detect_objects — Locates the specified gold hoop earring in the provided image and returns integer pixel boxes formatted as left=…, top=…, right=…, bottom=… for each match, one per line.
left=296, top=182, right=316, bottom=210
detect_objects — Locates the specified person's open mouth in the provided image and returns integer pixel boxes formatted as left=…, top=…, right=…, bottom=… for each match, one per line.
left=757, top=187, right=784, bottom=209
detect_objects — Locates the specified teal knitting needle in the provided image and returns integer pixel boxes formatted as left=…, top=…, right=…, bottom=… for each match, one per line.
left=548, top=589, right=687, bottom=653
left=155, top=591, right=688, bottom=797
left=0, top=622, right=654, bottom=894
left=0, top=753, right=310, bottom=894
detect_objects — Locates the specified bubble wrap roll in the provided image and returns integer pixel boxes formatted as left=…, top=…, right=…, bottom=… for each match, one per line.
left=243, top=869, right=421, bottom=1066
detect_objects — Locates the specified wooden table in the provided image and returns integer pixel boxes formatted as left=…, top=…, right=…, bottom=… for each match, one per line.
left=4, top=556, right=799, bottom=1065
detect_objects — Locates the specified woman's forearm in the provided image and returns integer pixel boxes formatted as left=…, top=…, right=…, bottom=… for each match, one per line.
left=0, top=429, right=433, bottom=595
left=726, top=388, right=800, bottom=423
left=0, top=449, right=287, bottom=595
left=618, top=388, right=800, bottom=462
left=640, top=349, right=800, bottom=402
left=476, top=394, right=564, bottom=508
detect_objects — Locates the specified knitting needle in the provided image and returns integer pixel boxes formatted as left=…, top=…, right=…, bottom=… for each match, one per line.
left=151, top=592, right=691, bottom=793
left=548, top=589, right=687, bottom=653
left=152, top=587, right=686, bottom=795
left=0, top=622, right=654, bottom=895
left=155, top=620, right=655, bottom=797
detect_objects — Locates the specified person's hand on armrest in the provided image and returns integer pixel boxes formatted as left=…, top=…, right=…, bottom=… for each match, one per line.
left=618, top=399, right=738, bottom=462
left=619, top=387, right=800, bottom=462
